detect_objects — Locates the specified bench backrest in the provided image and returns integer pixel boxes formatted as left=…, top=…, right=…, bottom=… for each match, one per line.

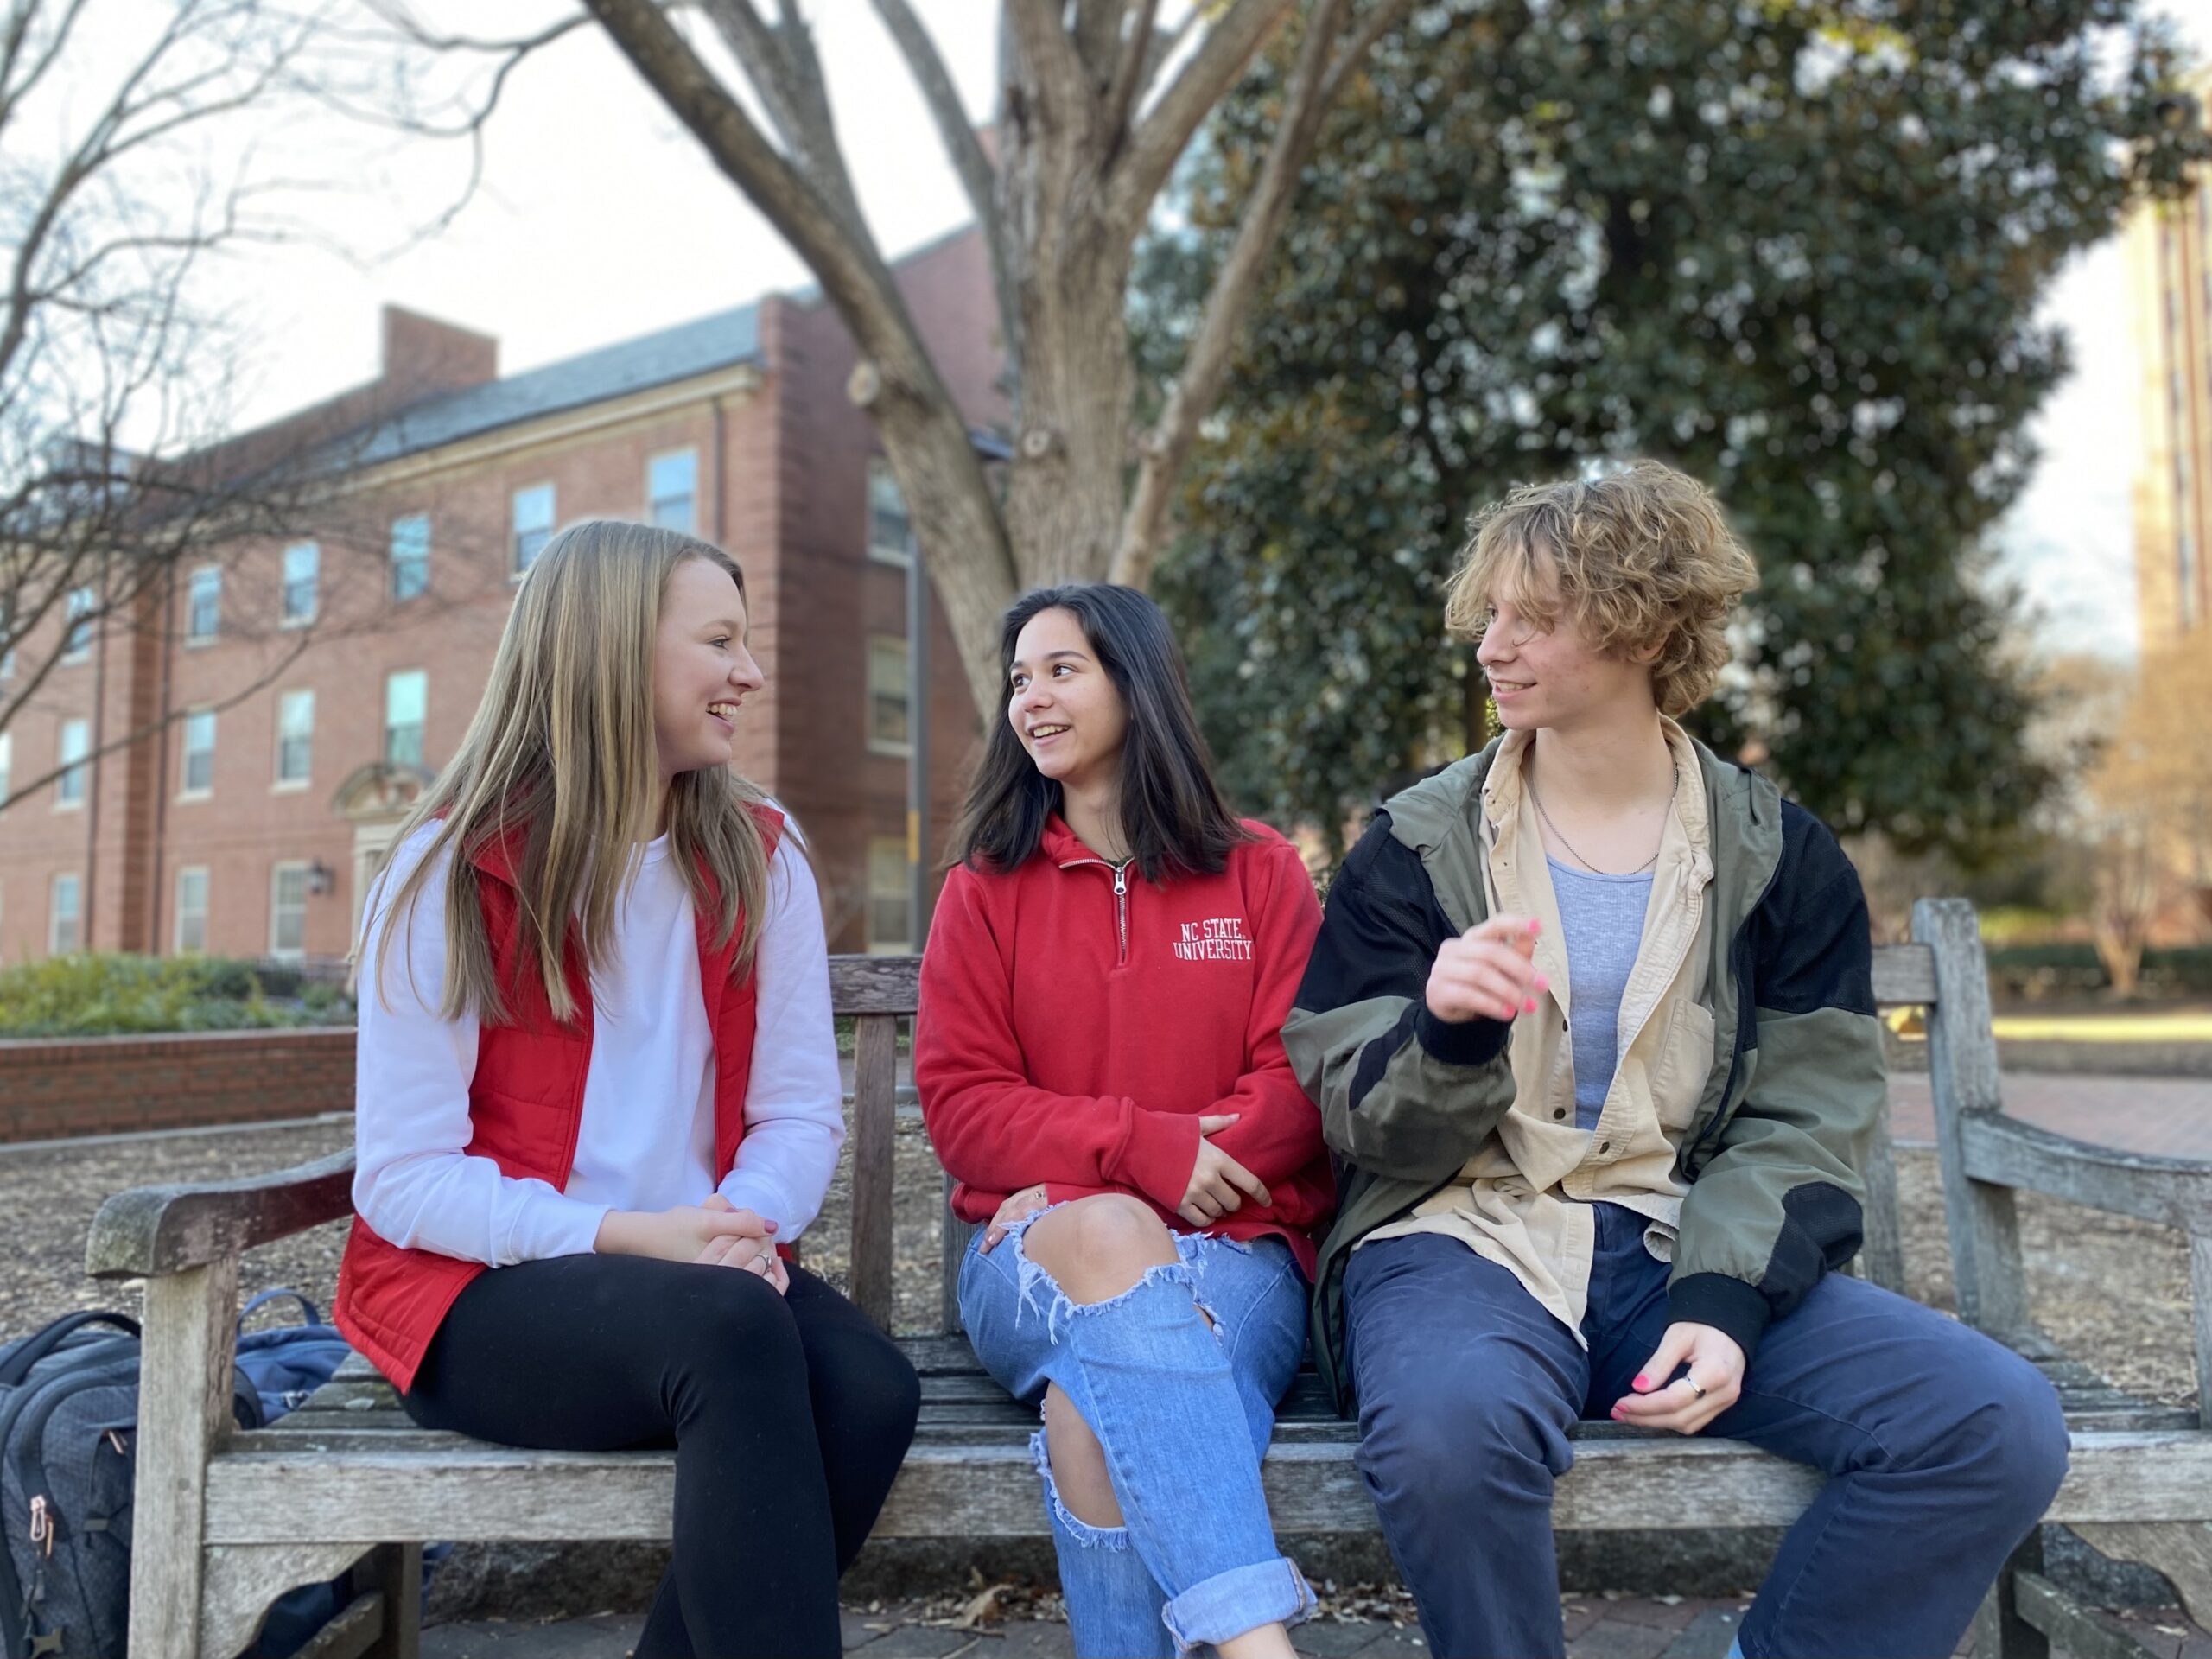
left=830, top=897, right=1993, bottom=1338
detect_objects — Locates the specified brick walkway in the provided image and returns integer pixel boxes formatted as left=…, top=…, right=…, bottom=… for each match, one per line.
left=1887, top=1072, right=2212, bottom=1156
left=416, top=1593, right=2212, bottom=1658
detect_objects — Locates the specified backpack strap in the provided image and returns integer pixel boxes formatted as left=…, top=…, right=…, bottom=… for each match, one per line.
left=238, top=1289, right=323, bottom=1331
left=0, top=1312, right=139, bottom=1387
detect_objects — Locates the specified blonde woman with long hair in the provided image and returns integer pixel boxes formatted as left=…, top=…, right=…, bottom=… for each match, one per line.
left=334, top=520, right=919, bottom=1659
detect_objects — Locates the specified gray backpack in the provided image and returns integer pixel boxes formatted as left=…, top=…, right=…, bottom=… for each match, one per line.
left=0, top=1300, right=337, bottom=1658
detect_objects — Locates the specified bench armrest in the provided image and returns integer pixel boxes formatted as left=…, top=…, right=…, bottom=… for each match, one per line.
left=86, top=1148, right=357, bottom=1280
left=1960, top=1116, right=2212, bottom=1234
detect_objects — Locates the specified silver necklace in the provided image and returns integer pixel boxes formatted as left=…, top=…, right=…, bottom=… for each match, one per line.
left=1529, top=778, right=1666, bottom=877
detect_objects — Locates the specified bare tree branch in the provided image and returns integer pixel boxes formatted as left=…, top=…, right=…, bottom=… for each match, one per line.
left=696, top=0, right=870, bottom=241
left=696, top=0, right=804, bottom=140
left=320, top=12, right=590, bottom=140
left=1002, top=0, right=1090, bottom=127
left=1107, top=0, right=1294, bottom=234
left=1319, top=0, right=1421, bottom=105
left=1100, top=0, right=1162, bottom=159
left=865, top=0, right=1020, bottom=379
left=583, top=0, right=1017, bottom=710
left=1112, top=0, right=1356, bottom=588
left=1071, top=0, right=1128, bottom=86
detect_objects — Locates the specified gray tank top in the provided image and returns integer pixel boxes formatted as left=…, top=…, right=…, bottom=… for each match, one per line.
left=1547, top=857, right=1655, bottom=1130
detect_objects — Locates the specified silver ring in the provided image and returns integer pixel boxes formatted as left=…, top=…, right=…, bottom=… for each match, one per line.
left=1686, top=1378, right=1707, bottom=1401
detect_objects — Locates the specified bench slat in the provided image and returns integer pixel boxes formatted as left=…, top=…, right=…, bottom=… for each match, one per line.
left=200, top=1428, right=2212, bottom=1544
left=849, top=1014, right=899, bottom=1330
left=828, top=957, right=920, bottom=1014
left=301, top=1340, right=2197, bottom=1433
left=1961, top=1116, right=2212, bottom=1233
left=1870, top=944, right=1937, bottom=1008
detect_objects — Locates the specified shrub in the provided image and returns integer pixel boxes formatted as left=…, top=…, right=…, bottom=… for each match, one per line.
left=1984, top=944, right=2212, bottom=1001
left=0, top=954, right=357, bottom=1039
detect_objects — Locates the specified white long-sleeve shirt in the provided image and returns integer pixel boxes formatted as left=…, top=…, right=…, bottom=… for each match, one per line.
left=352, top=817, right=846, bottom=1266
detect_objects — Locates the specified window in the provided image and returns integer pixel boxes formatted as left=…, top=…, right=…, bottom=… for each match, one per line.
left=187, top=567, right=221, bottom=643
left=391, top=513, right=430, bottom=602
left=61, top=588, right=95, bottom=664
left=867, top=636, right=911, bottom=755
left=868, top=461, right=914, bottom=565
left=512, top=484, right=555, bottom=575
left=50, top=874, right=80, bottom=955
left=175, top=867, right=208, bottom=955
left=648, top=450, right=697, bottom=534
left=281, top=543, right=319, bottom=626
left=868, top=837, right=913, bottom=954
left=276, top=690, right=314, bottom=787
left=0, top=732, right=10, bottom=808
left=270, top=863, right=308, bottom=961
left=56, top=719, right=88, bottom=807
left=180, top=709, right=215, bottom=797
left=385, top=670, right=426, bottom=769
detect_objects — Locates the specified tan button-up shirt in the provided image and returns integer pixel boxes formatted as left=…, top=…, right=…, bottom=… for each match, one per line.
left=1358, top=722, right=1718, bottom=1341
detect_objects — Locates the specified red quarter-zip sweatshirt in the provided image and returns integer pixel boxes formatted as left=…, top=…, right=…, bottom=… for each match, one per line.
left=915, top=817, right=1332, bottom=1276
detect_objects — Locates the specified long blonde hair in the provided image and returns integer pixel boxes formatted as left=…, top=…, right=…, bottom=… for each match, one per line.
left=365, top=519, right=774, bottom=1026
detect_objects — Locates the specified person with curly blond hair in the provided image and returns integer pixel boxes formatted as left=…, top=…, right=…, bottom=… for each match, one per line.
left=1284, top=461, right=2069, bottom=1659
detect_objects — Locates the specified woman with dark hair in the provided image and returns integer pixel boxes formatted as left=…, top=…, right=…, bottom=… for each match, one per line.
left=916, top=585, right=1332, bottom=1659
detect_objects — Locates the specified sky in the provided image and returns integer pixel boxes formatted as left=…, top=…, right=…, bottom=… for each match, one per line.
left=201, top=3, right=2208, bottom=665
left=219, top=3, right=999, bottom=423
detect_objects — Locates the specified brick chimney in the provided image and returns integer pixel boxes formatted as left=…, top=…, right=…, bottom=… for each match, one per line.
left=378, top=306, right=498, bottom=403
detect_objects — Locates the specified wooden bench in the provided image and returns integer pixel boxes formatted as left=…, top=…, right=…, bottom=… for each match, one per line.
left=86, top=899, right=2212, bottom=1659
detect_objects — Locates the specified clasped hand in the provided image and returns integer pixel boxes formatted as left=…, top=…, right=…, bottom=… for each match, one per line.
left=594, top=1195, right=789, bottom=1294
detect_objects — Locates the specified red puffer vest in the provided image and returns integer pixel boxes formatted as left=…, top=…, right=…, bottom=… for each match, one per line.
left=334, top=804, right=785, bottom=1391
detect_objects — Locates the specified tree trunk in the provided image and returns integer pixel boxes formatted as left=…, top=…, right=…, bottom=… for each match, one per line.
left=994, top=27, right=1138, bottom=594
left=867, top=370, right=1025, bottom=712
left=1003, top=239, right=1136, bottom=589
left=2094, top=926, right=2145, bottom=1000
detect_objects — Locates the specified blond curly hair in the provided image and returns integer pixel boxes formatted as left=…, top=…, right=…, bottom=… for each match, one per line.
left=1444, top=461, right=1760, bottom=717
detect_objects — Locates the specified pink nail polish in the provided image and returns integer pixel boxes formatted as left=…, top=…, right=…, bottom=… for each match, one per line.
left=1535, top=976, right=1549, bottom=993
left=1611, top=1408, right=1624, bottom=1421
left=1634, top=1374, right=1651, bottom=1390
left=1522, top=998, right=1537, bottom=1014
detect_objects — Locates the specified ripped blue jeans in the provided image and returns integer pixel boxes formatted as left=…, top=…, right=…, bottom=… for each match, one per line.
left=957, top=1207, right=1316, bottom=1657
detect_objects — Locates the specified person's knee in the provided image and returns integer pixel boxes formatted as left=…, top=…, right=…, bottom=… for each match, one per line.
left=849, top=1336, right=911, bottom=1451
left=1980, top=1357, right=2070, bottom=1516
left=1904, top=1344, right=2070, bottom=1518
left=679, top=1268, right=803, bottom=1369
left=1361, top=1372, right=1568, bottom=1524
left=1022, top=1194, right=1177, bottom=1304
left=822, top=1323, right=923, bottom=1450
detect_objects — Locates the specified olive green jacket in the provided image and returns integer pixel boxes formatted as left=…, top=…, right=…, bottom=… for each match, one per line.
left=1285, top=737, right=1885, bottom=1413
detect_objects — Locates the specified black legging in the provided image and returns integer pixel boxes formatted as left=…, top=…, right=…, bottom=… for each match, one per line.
left=402, top=1255, right=920, bottom=1658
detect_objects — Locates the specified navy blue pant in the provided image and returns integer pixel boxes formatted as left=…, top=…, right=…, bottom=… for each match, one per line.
left=1344, top=1205, right=2069, bottom=1659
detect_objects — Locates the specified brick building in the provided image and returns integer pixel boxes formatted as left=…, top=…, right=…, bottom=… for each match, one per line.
left=0, top=230, right=1001, bottom=964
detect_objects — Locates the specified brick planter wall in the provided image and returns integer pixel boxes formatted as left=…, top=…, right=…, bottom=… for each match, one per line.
left=0, top=1028, right=355, bottom=1144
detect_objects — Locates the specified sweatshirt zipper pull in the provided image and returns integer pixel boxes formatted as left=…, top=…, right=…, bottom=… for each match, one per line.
left=1112, top=862, right=1129, bottom=964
